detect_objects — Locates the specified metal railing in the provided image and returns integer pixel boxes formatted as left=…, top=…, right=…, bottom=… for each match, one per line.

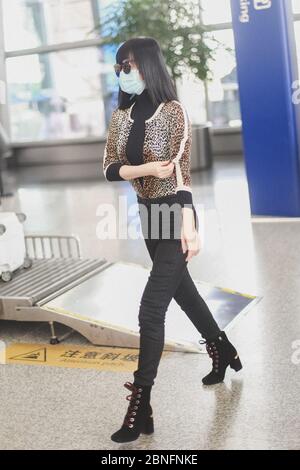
left=25, top=234, right=81, bottom=260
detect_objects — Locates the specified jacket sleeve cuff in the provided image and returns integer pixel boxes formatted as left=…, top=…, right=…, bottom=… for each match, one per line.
left=176, top=189, right=193, bottom=208
left=105, top=162, right=125, bottom=181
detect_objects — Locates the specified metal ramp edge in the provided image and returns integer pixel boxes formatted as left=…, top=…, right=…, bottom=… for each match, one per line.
left=0, top=259, right=201, bottom=353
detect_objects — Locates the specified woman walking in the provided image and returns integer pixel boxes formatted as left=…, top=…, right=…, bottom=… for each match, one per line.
left=103, top=37, right=242, bottom=444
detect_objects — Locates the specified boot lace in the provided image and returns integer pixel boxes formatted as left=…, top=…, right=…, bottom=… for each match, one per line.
left=199, top=339, right=220, bottom=373
left=122, top=382, right=143, bottom=428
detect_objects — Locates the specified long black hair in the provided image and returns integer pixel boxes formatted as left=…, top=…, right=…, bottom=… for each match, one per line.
left=115, top=37, right=178, bottom=109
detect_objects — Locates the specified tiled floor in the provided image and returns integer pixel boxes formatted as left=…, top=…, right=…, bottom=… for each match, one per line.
left=1, top=157, right=300, bottom=450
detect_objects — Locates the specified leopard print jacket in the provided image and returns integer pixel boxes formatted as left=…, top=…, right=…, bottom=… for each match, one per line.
left=102, top=99, right=193, bottom=206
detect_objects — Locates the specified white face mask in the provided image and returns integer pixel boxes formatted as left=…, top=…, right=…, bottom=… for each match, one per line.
left=118, top=68, right=146, bottom=95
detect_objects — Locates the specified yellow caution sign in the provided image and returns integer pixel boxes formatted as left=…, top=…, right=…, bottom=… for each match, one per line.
left=5, top=343, right=168, bottom=371
left=10, top=347, right=47, bottom=363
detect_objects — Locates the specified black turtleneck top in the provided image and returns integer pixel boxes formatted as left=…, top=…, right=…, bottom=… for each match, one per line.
left=126, top=89, right=158, bottom=188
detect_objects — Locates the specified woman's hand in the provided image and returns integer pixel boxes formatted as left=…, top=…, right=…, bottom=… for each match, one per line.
left=181, top=207, right=201, bottom=262
left=146, top=160, right=174, bottom=179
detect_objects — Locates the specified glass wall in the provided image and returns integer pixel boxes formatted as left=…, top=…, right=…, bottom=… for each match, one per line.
left=6, top=47, right=106, bottom=141
left=2, top=0, right=97, bottom=51
left=205, top=29, right=240, bottom=128
left=201, top=0, right=232, bottom=25
left=0, top=0, right=299, bottom=142
left=1, top=0, right=117, bottom=142
left=293, top=0, right=300, bottom=14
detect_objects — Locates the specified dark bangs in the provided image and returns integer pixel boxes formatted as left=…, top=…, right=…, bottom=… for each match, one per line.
left=115, top=37, right=178, bottom=110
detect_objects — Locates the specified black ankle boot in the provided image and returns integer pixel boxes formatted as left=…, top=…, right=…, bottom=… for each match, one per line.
left=200, top=331, right=242, bottom=385
left=111, top=381, right=154, bottom=443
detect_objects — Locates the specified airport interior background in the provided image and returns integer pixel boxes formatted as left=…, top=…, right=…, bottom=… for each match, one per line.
left=0, top=0, right=300, bottom=451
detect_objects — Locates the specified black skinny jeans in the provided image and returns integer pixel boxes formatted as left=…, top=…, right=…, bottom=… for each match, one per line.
left=133, top=195, right=221, bottom=387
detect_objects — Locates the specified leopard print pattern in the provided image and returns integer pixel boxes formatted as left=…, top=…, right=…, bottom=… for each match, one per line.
left=103, top=100, right=192, bottom=199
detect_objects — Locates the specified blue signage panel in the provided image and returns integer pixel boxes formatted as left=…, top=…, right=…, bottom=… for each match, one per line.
left=230, top=0, right=300, bottom=216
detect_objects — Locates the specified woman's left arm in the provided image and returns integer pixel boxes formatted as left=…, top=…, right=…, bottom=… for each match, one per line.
left=169, top=101, right=201, bottom=261
left=169, top=101, right=193, bottom=207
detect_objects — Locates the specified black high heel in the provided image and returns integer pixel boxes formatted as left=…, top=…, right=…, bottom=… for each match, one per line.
left=111, top=382, right=153, bottom=443
left=141, top=414, right=154, bottom=435
left=230, top=355, right=243, bottom=372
